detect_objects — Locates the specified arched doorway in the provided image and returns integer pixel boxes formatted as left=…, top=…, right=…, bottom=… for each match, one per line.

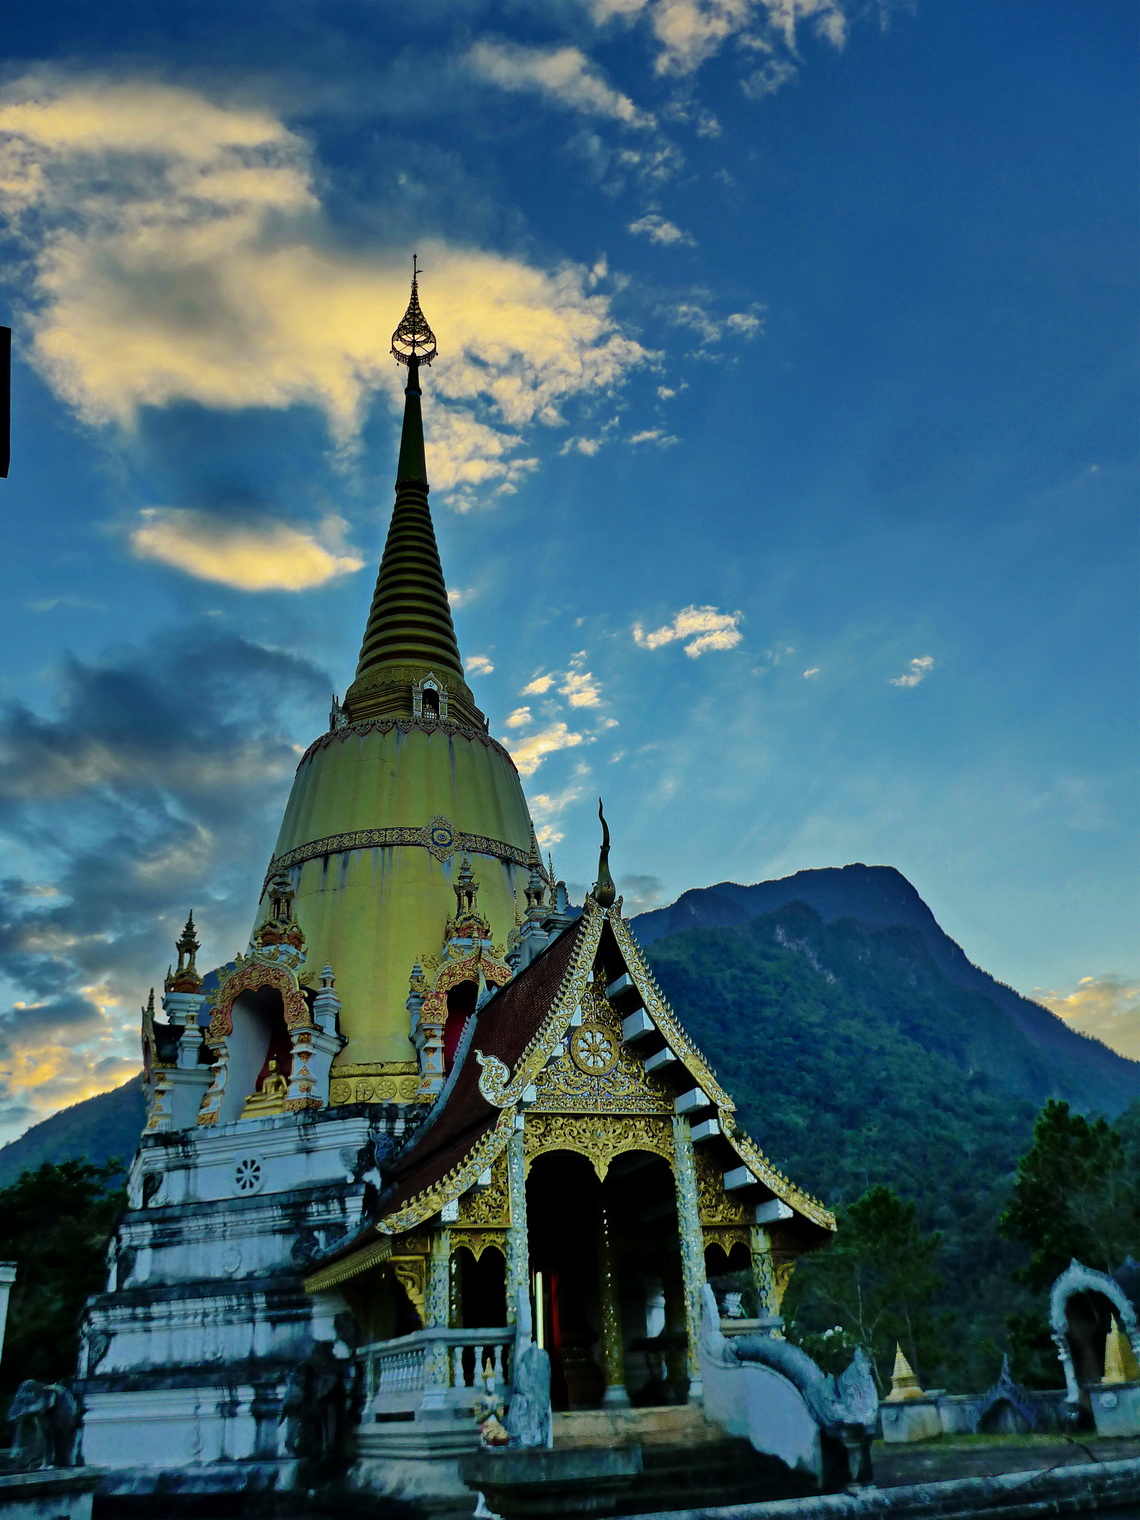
left=526, top=1150, right=687, bottom=1410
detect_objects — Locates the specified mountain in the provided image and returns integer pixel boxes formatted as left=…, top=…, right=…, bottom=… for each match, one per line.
left=0, top=1077, right=145, bottom=1188
left=633, top=864, right=1140, bottom=1117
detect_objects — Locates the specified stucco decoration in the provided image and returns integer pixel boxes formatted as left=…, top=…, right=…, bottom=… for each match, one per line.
left=207, top=960, right=311, bottom=1045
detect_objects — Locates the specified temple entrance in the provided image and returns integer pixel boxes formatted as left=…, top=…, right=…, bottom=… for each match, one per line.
left=526, top=1150, right=689, bottom=1411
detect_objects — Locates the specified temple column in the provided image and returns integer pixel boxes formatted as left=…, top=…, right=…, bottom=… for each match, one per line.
left=671, top=1117, right=705, bottom=1402
left=421, top=1230, right=452, bottom=1411
left=750, top=1224, right=781, bottom=1325
left=505, top=1118, right=529, bottom=1326
left=599, top=1205, right=629, bottom=1406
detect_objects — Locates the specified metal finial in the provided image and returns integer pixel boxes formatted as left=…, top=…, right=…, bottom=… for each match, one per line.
left=594, top=798, right=616, bottom=908
left=391, top=254, right=438, bottom=368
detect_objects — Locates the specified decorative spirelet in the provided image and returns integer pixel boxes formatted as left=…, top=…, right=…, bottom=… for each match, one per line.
left=390, top=254, right=438, bottom=367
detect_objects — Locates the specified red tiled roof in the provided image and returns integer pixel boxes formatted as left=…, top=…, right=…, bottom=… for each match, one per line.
left=378, top=919, right=585, bottom=1220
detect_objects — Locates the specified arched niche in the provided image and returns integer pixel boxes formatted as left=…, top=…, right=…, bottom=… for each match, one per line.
left=1050, top=1259, right=1140, bottom=1409
left=221, top=985, right=292, bottom=1123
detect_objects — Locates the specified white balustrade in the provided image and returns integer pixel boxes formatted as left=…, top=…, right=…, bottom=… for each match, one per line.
left=358, top=1326, right=513, bottom=1420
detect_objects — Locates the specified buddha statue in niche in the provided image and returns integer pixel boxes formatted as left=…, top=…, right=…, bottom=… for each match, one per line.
left=240, top=1059, right=289, bottom=1119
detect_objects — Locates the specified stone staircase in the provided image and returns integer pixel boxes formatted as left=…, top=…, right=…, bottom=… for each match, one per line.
left=461, top=1405, right=817, bottom=1518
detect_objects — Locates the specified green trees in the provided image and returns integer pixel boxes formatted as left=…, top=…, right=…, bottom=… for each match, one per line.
left=1000, top=1099, right=1140, bottom=1294
left=0, top=1160, right=124, bottom=1408
left=786, top=1184, right=945, bottom=1393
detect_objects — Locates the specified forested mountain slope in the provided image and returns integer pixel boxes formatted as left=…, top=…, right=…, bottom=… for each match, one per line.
left=633, top=865, right=1140, bottom=1116
left=0, top=1077, right=144, bottom=1187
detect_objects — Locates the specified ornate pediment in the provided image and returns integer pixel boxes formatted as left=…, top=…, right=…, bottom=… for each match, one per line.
left=531, top=974, right=673, bottom=1116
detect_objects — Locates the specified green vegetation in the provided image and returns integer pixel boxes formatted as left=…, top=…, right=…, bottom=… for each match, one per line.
left=785, top=1185, right=945, bottom=1394
left=0, top=1160, right=125, bottom=1409
left=644, top=903, right=1138, bottom=1391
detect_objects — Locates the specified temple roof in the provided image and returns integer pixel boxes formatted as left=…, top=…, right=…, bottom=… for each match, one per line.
left=378, top=921, right=584, bottom=1220
left=304, top=900, right=834, bottom=1291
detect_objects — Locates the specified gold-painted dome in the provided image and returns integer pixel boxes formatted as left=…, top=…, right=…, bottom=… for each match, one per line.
left=256, top=274, right=535, bottom=1074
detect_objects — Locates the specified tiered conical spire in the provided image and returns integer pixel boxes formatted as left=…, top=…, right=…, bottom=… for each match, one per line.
left=345, top=261, right=479, bottom=725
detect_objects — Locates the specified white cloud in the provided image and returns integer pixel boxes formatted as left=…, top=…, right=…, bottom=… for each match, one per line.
left=505, top=707, right=532, bottom=728
left=1033, top=975, right=1140, bottom=1061
left=447, top=586, right=470, bottom=607
left=466, top=654, right=495, bottom=676
left=726, top=309, right=763, bottom=336
left=507, top=723, right=587, bottom=776
left=634, top=604, right=743, bottom=657
left=129, top=508, right=363, bottom=591
left=560, top=670, right=603, bottom=707
left=522, top=674, right=555, bottom=695
left=467, top=41, right=654, bottom=128
left=529, top=782, right=588, bottom=846
left=803, top=667, right=820, bottom=678
left=581, top=0, right=857, bottom=87
left=628, top=213, right=695, bottom=247
left=0, top=76, right=647, bottom=504
left=629, top=428, right=678, bottom=446
left=889, top=656, right=935, bottom=688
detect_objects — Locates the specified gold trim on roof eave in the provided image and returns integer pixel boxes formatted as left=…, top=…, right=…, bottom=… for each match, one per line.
left=720, top=1115, right=836, bottom=1232
left=303, top=1233, right=394, bottom=1293
left=378, top=1105, right=520, bottom=1235
left=607, top=911, right=735, bottom=1112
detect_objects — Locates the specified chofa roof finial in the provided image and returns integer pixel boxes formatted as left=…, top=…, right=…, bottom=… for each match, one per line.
left=593, top=798, right=616, bottom=908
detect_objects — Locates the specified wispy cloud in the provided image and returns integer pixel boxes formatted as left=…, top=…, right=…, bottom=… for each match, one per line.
left=634, top=604, right=743, bottom=656
left=506, top=722, right=587, bottom=776
left=628, top=213, right=695, bottom=247
left=1033, top=975, right=1140, bottom=1061
left=466, top=654, right=495, bottom=676
left=585, top=0, right=857, bottom=82
left=0, top=76, right=647, bottom=506
left=889, top=655, right=935, bottom=688
left=467, top=41, right=655, bottom=128
left=529, top=782, right=588, bottom=847
left=629, top=428, right=679, bottom=447
left=130, top=508, right=363, bottom=591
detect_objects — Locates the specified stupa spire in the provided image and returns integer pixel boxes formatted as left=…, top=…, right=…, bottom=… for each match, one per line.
left=346, top=258, right=476, bottom=723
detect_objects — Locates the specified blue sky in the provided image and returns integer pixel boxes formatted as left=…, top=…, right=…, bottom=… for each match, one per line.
left=0, top=0, right=1136, bottom=1138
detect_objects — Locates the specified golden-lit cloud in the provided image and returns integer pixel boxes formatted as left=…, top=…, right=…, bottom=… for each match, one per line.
left=522, top=674, right=555, bottom=695
left=0, top=75, right=647, bottom=505
left=634, top=604, right=743, bottom=656
left=130, top=508, right=364, bottom=590
left=505, top=707, right=532, bottom=728
left=1034, top=975, right=1140, bottom=1061
left=507, top=722, right=587, bottom=776
left=466, top=654, right=495, bottom=676
left=560, top=669, right=603, bottom=707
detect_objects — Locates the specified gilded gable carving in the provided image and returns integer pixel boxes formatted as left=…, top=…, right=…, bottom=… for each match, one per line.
left=523, top=1113, right=674, bottom=1181
left=695, top=1148, right=751, bottom=1226
left=457, top=1151, right=510, bottom=1226
left=532, top=975, right=673, bottom=1115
